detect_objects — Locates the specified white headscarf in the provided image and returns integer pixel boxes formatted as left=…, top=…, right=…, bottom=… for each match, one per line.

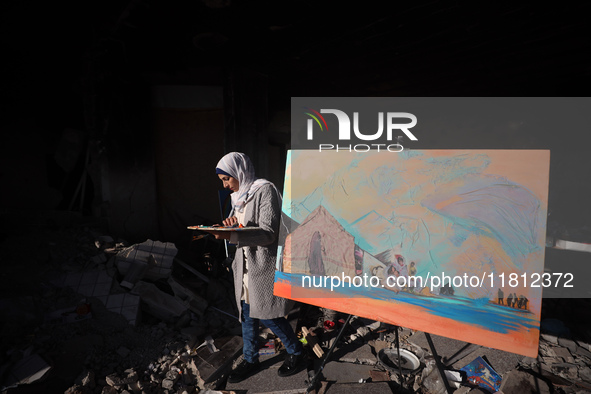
left=216, top=152, right=272, bottom=214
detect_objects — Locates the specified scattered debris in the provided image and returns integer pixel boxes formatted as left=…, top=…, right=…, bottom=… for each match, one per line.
left=2, top=220, right=591, bottom=393
left=499, top=370, right=551, bottom=394
left=258, top=338, right=277, bottom=356
left=44, top=298, right=92, bottom=325
left=299, top=326, right=324, bottom=358
left=132, top=281, right=188, bottom=322
left=421, top=358, right=460, bottom=394
left=1, top=353, right=52, bottom=390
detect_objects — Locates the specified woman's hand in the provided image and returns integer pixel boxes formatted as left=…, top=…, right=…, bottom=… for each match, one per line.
left=198, top=217, right=238, bottom=240
left=222, top=216, right=238, bottom=227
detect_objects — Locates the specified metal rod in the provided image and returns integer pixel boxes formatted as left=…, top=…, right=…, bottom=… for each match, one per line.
left=306, top=314, right=353, bottom=393
left=208, top=305, right=238, bottom=320
left=394, top=325, right=404, bottom=384
left=425, top=333, right=454, bottom=394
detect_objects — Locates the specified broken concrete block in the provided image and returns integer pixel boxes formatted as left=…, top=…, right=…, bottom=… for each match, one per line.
left=165, top=367, right=182, bottom=382
left=186, top=359, right=205, bottom=391
left=575, top=345, right=591, bottom=359
left=105, top=369, right=138, bottom=387
left=541, top=333, right=559, bottom=344
left=340, top=344, right=376, bottom=365
left=540, top=362, right=554, bottom=374
left=64, top=385, right=91, bottom=394
left=160, top=368, right=181, bottom=390
left=132, top=281, right=187, bottom=322
left=161, top=378, right=175, bottom=390
left=451, top=386, right=472, bottom=394
left=539, top=343, right=557, bottom=358
left=104, top=292, right=140, bottom=326
left=62, top=270, right=114, bottom=298
left=1, top=354, right=52, bottom=387
left=579, top=366, right=591, bottom=383
left=576, top=339, right=591, bottom=352
left=539, top=356, right=556, bottom=366
left=500, top=370, right=551, bottom=394
left=120, top=260, right=150, bottom=290
left=74, top=369, right=96, bottom=390
left=116, top=239, right=176, bottom=282
left=127, top=380, right=146, bottom=393
left=551, top=362, right=579, bottom=380
left=553, top=346, right=574, bottom=362
left=167, top=275, right=208, bottom=316
left=150, top=373, right=161, bottom=384
left=521, top=356, right=538, bottom=367
left=558, top=337, right=579, bottom=353
left=368, top=339, right=389, bottom=355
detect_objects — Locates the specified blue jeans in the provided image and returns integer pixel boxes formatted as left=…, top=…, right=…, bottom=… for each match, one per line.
left=241, top=301, right=303, bottom=363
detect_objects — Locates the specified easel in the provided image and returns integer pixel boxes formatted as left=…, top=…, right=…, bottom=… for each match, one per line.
left=306, top=314, right=353, bottom=393
left=306, top=315, right=454, bottom=394
left=425, top=332, right=454, bottom=394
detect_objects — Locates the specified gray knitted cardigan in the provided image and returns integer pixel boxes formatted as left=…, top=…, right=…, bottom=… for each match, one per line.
left=231, top=183, right=293, bottom=321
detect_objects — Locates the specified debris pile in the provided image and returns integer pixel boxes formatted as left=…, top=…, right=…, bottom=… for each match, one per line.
left=0, top=220, right=241, bottom=393
left=1, top=218, right=591, bottom=393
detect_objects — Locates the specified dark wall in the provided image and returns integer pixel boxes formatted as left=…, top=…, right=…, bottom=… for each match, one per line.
left=0, top=1, right=589, bottom=244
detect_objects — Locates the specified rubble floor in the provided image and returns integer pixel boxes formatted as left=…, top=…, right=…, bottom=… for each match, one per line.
left=1, top=218, right=591, bottom=394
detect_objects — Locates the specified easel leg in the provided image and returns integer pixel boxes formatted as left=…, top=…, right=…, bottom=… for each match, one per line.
left=393, top=325, right=404, bottom=384
left=425, top=333, right=454, bottom=394
left=306, top=314, right=353, bottom=393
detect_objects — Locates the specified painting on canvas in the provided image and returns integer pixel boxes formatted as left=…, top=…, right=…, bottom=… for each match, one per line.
left=274, top=149, right=550, bottom=357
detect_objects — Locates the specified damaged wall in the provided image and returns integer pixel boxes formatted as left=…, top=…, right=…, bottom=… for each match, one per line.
left=152, top=84, right=225, bottom=241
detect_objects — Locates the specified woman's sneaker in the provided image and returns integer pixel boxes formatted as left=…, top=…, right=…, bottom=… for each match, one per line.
left=228, top=359, right=261, bottom=383
left=278, top=353, right=305, bottom=377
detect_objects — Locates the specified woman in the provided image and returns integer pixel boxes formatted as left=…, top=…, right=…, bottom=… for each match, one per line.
left=203, top=152, right=303, bottom=383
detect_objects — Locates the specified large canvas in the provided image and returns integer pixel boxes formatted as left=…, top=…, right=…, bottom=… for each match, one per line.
left=274, top=149, right=550, bottom=357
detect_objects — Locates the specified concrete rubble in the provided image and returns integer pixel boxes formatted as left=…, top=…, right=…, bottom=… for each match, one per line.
left=1, top=217, right=591, bottom=393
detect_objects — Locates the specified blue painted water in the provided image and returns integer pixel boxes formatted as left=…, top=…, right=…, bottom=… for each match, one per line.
left=276, top=272, right=538, bottom=334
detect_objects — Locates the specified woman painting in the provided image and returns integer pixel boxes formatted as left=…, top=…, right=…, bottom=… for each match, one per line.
left=201, top=152, right=304, bottom=383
